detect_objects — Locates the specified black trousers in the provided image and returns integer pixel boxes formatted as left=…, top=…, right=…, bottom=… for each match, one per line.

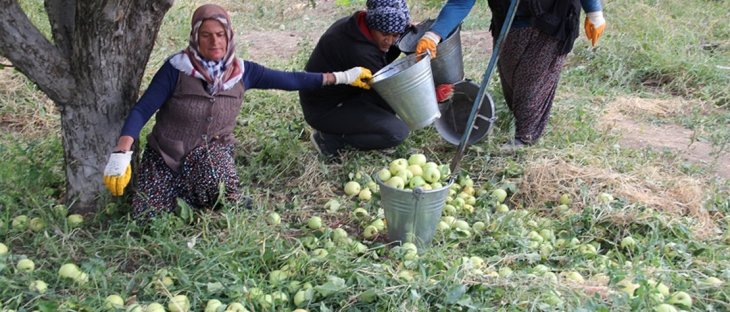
left=306, top=92, right=409, bottom=151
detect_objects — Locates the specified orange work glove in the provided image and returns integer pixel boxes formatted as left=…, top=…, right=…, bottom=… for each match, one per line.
left=415, top=31, right=441, bottom=59
left=584, top=11, right=606, bottom=47
left=436, top=83, right=454, bottom=102
left=103, top=151, right=132, bottom=196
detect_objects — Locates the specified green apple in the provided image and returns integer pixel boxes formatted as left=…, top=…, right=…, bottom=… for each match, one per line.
left=332, top=228, right=349, bottom=242
left=370, top=219, right=386, bottom=231
left=204, top=299, right=223, bottom=312
left=59, top=263, right=82, bottom=279
left=145, top=303, right=165, bottom=312
left=442, top=204, right=456, bottom=216
left=579, top=244, right=597, bottom=256
left=269, top=270, right=288, bottom=284
left=495, top=204, right=509, bottom=213
left=16, top=258, right=35, bottom=272
left=498, top=267, right=513, bottom=277
left=358, top=188, right=372, bottom=201
left=376, top=168, right=391, bottom=182
left=453, top=220, right=470, bottom=231
left=435, top=221, right=450, bottom=232
left=528, top=231, right=544, bottom=243
left=421, top=166, right=441, bottom=183
left=653, top=304, right=678, bottom=312
left=438, top=164, right=451, bottom=180
left=408, top=175, right=427, bottom=189
left=389, top=158, right=409, bottom=175
left=67, top=214, right=84, bottom=228
left=225, top=302, right=248, bottom=312
left=293, top=288, right=313, bottom=307
left=266, top=212, right=281, bottom=226
left=53, top=204, right=68, bottom=217
left=126, top=303, right=144, bottom=312
left=472, top=221, right=486, bottom=232
left=431, top=182, right=443, bottom=189
left=271, top=291, right=289, bottom=303
left=667, top=291, right=692, bottom=308
left=384, top=176, right=405, bottom=189
left=648, top=279, right=670, bottom=296
left=562, top=271, right=584, bottom=283
left=617, top=279, right=640, bottom=297
left=29, top=217, right=46, bottom=232
left=352, top=207, right=369, bottom=219
left=362, top=225, right=379, bottom=239
left=407, top=153, right=427, bottom=166
left=11, top=215, right=29, bottom=230
left=597, top=192, right=614, bottom=204
left=491, top=189, right=507, bottom=203
left=0, top=242, right=8, bottom=255
left=397, top=270, right=414, bottom=282
left=344, top=181, right=361, bottom=196
left=352, top=242, right=368, bottom=254
left=620, top=236, right=636, bottom=250
left=701, top=276, right=724, bottom=287
left=407, top=164, right=423, bottom=177
left=539, top=229, right=555, bottom=242
left=307, top=216, right=323, bottom=230
left=558, top=193, right=571, bottom=205
left=29, top=280, right=48, bottom=294
left=105, top=294, right=125, bottom=310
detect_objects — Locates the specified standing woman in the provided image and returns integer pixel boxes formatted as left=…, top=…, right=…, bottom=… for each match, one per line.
left=416, top=0, right=606, bottom=150
left=102, top=4, right=371, bottom=220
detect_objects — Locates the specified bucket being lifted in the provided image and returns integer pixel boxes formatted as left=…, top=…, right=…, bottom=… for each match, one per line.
left=371, top=53, right=440, bottom=131
left=397, top=19, right=465, bottom=85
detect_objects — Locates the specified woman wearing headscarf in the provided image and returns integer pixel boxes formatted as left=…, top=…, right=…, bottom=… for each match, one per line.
left=416, top=0, right=606, bottom=151
left=102, top=4, right=372, bottom=220
left=299, top=0, right=411, bottom=159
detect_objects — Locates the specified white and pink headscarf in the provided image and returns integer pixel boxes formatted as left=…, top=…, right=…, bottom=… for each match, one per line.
left=169, top=4, right=243, bottom=95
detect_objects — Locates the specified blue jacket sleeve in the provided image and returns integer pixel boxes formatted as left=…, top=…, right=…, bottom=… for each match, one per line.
left=430, top=0, right=477, bottom=39
left=581, top=0, right=602, bottom=13
left=242, top=61, right=323, bottom=91
left=119, top=61, right=178, bottom=139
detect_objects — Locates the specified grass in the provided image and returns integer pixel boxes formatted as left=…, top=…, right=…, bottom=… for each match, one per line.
left=1, top=0, right=729, bottom=311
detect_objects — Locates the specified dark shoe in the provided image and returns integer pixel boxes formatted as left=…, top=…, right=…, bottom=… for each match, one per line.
left=310, top=131, right=341, bottom=160
left=499, top=138, right=527, bottom=154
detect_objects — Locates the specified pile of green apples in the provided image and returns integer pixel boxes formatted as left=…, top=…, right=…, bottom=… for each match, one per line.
left=375, top=153, right=452, bottom=191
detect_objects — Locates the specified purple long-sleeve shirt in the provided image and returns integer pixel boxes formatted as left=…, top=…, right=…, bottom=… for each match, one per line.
left=120, top=60, right=323, bottom=139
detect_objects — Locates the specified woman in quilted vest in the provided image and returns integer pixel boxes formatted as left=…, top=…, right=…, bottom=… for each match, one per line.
left=101, top=4, right=372, bottom=220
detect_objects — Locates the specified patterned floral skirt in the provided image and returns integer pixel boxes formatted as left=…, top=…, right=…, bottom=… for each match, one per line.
left=132, top=142, right=239, bottom=220
left=497, top=26, right=568, bottom=144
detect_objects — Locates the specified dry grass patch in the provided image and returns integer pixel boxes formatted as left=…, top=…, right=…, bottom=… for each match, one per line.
left=519, top=156, right=716, bottom=237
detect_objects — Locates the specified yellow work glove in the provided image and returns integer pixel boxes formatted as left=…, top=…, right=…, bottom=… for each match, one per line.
left=415, top=31, right=441, bottom=59
left=103, top=151, right=132, bottom=196
left=584, top=11, right=606, bottom=47
left=334, top=67, right=373, bottom=90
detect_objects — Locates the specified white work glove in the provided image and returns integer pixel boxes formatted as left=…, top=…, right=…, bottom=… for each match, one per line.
left=103, top=151, right=133, bottom=196
left=333, top=67, right=373, bottom=90
left=585, top=11, right=606, bottom=47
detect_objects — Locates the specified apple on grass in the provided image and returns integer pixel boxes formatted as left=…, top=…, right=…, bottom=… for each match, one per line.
left=667, top=291, right=692, bottom=309
left=344, top=181, right=361, bottom=196
left=29, top=280, right=48, bottom=294
left=16, top=258, right=35, bottom=272
left=11, top=215, right=29, bottom=230
left=352, top=207, right=369, bottom=219
left=307, top=216, right=323, bottom=230
left=67, top=214, right=84, bottom=228
left=29, top=217, right=46, bottom=232
left=204, top=300, right=223, bottom=312
left=145, top=302, right=165, bottom=312
left=491, top=189, right=507, bottom=203
left=0, top=243, right=8, bottom=255
left=104, top=294, right=125, bottom=310
left=362, top=225, right=379, bottom=239
left=620, top=236, right=636, bottom=250
left=225, top=302, right=247, bottom=312
left=266, top=212, right=281, bottom=226
left=332, top=228, right=348, bottom=242
left=653, top=304, right=678, bottom=312
left=358, top=188, right=372, bottom=201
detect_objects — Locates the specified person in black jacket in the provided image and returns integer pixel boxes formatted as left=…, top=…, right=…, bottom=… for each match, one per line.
left=299, top=0, right=410, bottom=159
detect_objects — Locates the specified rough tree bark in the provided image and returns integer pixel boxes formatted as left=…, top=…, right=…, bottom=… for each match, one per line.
left=0, top=0, right=173, bottom=214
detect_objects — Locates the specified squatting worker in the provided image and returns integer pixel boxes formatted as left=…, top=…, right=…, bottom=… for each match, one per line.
left=416, top=0, right=606, bottom=151
left=102, top=4, right=372, bottom=220
left=299, top=0, right=411, bottom=160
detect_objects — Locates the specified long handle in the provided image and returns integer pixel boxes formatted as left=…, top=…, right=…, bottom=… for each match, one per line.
left=449, top=0, right=521, bottom=180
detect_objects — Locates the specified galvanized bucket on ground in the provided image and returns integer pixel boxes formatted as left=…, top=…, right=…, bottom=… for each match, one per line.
left=371, top=53, right=440, bottom=131
left=397, top=19, right=465, bottom=85
left=435, top=80, right=496, bottom=145
left=376, top=176, right=454, bottom=250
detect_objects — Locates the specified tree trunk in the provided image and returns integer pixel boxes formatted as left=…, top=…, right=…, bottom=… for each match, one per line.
left=0, top=0, right=173, bottom=214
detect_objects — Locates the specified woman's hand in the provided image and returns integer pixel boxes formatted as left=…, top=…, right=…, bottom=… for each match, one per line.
left=103, top=151, right=133, bottom=196
left=333, top=67, right=373, bottom=90
left=416, top=31, right=441, bottom=59
left=585, top=11, right=606, bottom=47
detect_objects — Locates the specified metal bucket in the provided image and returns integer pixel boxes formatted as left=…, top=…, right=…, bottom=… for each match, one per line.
left=397, top=19, right=465, bottom=85
left=371, top=53, right=440, bottom=131
left=435, top=80, right=496, bottom=145
left=376, top=176, right=453, bottom=250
